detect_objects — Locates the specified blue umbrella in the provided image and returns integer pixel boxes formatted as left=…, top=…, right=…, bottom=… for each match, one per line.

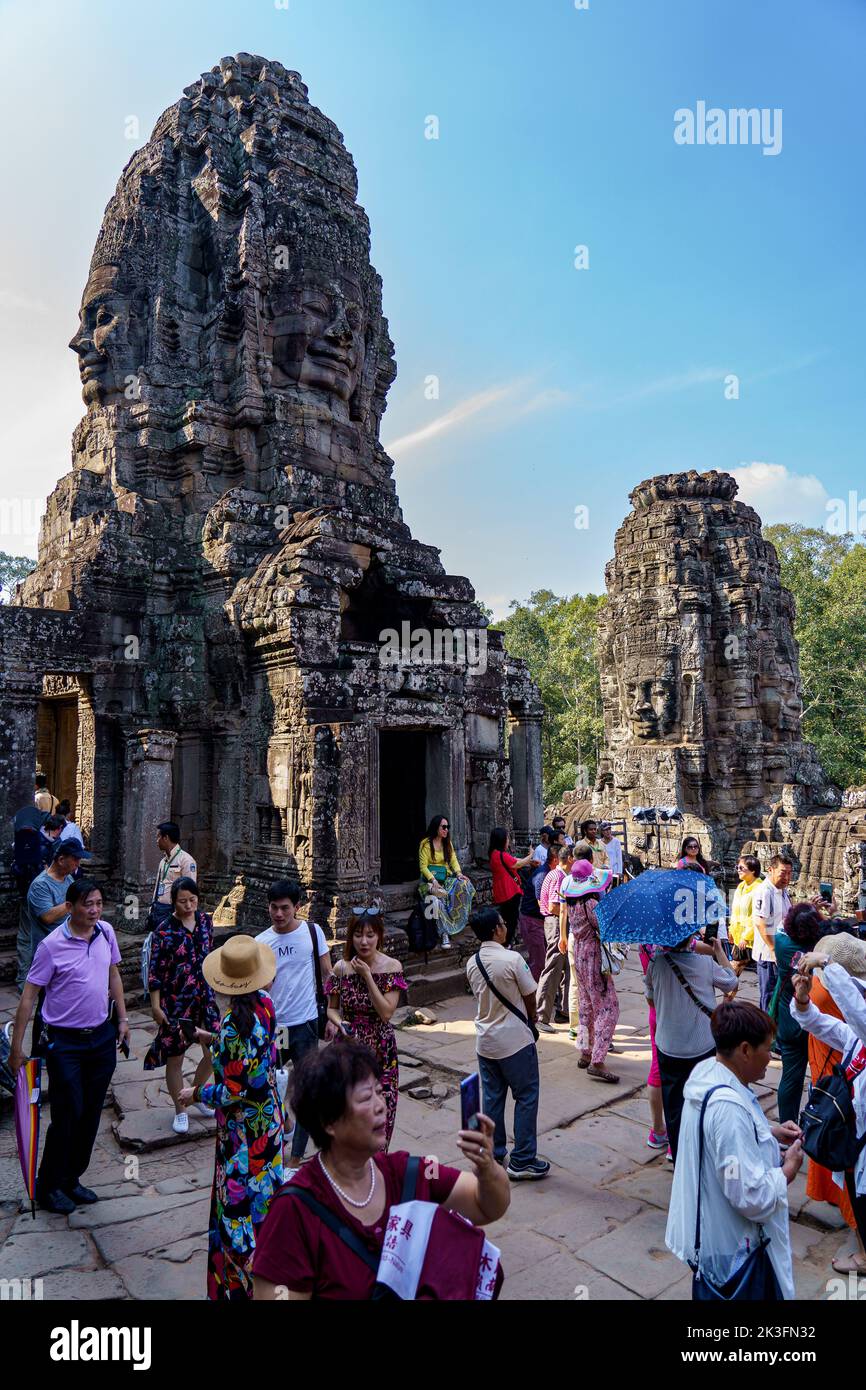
left=596, top=868, right=727, bottom=945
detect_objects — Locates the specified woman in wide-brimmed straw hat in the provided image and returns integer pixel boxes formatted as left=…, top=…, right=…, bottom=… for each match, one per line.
left=178, top=934, right=284, bottom=1300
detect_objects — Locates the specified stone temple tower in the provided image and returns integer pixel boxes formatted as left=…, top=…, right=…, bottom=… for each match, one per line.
left=594, top=470, right=840, bottom=874
left=0, top=55, right=542, bottom=946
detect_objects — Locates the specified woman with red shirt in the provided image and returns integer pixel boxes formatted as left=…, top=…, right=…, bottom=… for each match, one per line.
left=488, top=827, right=535, bottom=948
left=252, top=1040, right=510, bottom=1300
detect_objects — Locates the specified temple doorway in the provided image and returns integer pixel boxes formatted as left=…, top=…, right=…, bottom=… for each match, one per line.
left=379, top=729, right=450, bottom=884
left=35, top=697, right=78, bottom=812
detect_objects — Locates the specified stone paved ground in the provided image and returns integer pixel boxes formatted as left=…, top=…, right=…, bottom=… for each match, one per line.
left=1, top=957, right=862, bottom=1301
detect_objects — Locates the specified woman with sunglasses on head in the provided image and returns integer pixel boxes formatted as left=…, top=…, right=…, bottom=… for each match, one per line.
left=326, top=902, right=408, bottom=1149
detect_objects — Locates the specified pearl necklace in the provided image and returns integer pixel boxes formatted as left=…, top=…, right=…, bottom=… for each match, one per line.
left=317, top=1154, right=377, bottom=1208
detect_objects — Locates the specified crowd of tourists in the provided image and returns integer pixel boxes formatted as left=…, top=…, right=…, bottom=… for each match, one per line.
left=7, top=777, right=866, bottom=1302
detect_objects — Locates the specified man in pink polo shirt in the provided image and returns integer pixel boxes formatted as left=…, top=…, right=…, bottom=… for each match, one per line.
left=10, top=878, right=130, bottom=1214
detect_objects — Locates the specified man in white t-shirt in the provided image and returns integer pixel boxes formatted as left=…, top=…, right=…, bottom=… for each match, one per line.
left=752, top=853, right=794, bottom=1012
left=599, top=823, right=624, bottom=884
left=258, top=879, right=336, bottom=1168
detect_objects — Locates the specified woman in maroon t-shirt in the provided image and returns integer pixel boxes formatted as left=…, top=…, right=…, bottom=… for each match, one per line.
left=252, top=1040, right=510, bottom=1301
left=487, top=827, right=535, bottom=948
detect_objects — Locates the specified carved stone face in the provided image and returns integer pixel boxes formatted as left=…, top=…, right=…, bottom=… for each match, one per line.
left=623, top=659, right=680, bottom=741
left=68, top=265, right=143, bottom=406
left=268, top=272, right=366, bottom=403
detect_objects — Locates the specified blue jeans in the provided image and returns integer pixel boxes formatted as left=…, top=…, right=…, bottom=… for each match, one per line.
left=279, top=1020, right=319, bottom=1158
left=757, top=960, right=778, bottom=1013
left=477, top=1043, right=540, bottom=1168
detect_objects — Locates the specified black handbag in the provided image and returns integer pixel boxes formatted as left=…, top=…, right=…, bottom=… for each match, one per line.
left=690, top=1084, right=783, bottom=1302
left=307, top=921, right=329, bottom=1040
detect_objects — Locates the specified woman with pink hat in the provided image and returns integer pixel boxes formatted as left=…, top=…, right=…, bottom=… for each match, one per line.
left=559, top=859, right=619, bottom=1082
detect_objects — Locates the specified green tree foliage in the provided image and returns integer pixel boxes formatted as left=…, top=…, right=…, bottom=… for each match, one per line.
left=0, top=552, right=34, bottom=604
left=765, top=523, right=866, bottom=788
left=496, top=589, right=605, bottom=802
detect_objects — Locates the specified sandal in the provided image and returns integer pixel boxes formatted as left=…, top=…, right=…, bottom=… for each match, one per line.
left=577, top=1051, right=592, bottom=1069
left=587, top=1064, right=620, bottom=1084
left=832, top=1254, right=866, bottom=1276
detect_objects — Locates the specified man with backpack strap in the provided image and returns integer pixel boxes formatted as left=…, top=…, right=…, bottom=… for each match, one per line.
left=466, top=906, right=549, bottom=1182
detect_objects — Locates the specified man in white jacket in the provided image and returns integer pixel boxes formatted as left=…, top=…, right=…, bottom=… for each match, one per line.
left=666, top=999, right=803, bottom=1299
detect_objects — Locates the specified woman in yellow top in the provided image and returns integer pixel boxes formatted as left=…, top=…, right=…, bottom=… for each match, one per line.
left=418, top=814, right=474, bottom=949
left=729, top=853, right=763, bottom=976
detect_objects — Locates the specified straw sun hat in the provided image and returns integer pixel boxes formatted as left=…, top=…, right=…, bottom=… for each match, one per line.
left=815, top=933, right=866, bottom=986
left=203, top=934, right=276, bottom=995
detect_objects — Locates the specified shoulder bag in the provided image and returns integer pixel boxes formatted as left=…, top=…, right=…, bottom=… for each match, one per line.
left=307, top=921, right=329, bottom=1040
left=279, top=1156, right=422, bottom=1297
left=664, top=952, right=715, bottom=1018
left=473, top=949, right=539, bottom=1042
left=690, top=1084, right=783, bottom=1301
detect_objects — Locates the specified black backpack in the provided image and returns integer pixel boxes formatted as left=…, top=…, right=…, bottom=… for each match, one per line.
left=11, top=826, right=44, bottom=899
left=405, top=900, right=439, bottom=954
left=799, top=1040, right=866, bottom=1172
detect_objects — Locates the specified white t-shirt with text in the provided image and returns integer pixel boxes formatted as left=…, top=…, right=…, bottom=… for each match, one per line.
left=258, top=921, right=329, bottom=1027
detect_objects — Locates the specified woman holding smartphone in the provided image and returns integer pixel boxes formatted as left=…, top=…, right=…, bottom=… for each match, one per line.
left=325, top=904, right=407, bottom=1150
left=144, top=875, right=219, bottom=1133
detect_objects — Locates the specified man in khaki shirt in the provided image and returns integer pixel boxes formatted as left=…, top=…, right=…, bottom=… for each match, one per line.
left=466, top=907, right=549, bottom=1182
left=150, top=821, right=197, bottom=927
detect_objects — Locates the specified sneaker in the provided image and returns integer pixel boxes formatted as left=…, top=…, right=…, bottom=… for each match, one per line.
left=172, top=1112, right=190, bottom=1134
left=568, top=1028, right=577, bottom=1041
left=536, top=1020, right=556, bottom=1034
left=646, top=1129, right=668, bottom=1150
left=506, top=1157, right=551, bottom=1181
left=666, top=1148, right=674, bottom=1164
left=193, top=1102, right=215, bottom=1117
left=439, top=938, right=452, bottom=951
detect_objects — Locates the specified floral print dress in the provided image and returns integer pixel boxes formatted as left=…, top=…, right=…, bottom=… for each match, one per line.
left=143, top=912, right=220, bottom=1069
left=325, top=966, right=408, bottom=1150
left=198, top=992, right=284, bottom=1300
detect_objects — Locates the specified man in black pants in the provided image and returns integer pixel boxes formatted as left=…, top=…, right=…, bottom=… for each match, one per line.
left=10, top=878, right=129, bottom=1213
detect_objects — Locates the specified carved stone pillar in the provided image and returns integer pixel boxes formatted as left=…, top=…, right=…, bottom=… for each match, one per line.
left=507, top=712, right=543, bottom=848
left=0, top=672, right=40, bottom=869
left=121, top=729, right=177, bottom=910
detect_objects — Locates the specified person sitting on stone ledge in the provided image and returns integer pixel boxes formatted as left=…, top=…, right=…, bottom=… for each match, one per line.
left=418, top=813, right=473, bottom=949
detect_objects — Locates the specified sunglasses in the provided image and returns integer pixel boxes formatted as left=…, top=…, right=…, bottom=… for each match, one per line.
left=351, top=905, right=382, bottom=918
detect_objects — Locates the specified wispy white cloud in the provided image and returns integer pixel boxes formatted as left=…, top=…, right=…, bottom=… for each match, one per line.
left=731, top=461, right=829, bottom=526
left=385, top=382, right=524, bottom=456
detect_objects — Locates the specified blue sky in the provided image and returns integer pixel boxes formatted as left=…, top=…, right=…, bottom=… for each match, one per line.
left=1, top=0, right=863, bottom=614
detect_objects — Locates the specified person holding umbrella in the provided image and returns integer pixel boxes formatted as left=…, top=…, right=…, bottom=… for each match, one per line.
left=8, top=879, right=129, bottom=1213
